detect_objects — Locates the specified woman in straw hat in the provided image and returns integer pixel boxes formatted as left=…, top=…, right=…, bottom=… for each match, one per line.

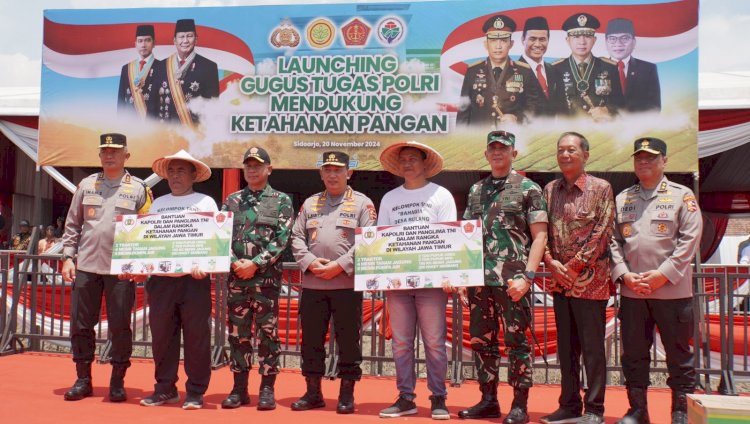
left=377, top=141, right=456, bottom=420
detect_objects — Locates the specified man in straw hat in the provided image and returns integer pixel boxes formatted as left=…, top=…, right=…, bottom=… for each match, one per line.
left=139, top=149, right=217, bottom=410
left=610, top=138, right=702, bottom=424
left=376, top=141, right=456, bottom=420
left=290, top=151, right=376, bottom=414
left=62, top=133, right=152, bottom=402
left=220, top=146, right=294, bottom=411
left=458, top=130, right=547, bottom=424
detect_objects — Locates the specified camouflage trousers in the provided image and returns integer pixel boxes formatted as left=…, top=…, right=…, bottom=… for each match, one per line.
left=227, top=282, right=281, bottom=375
left=468, top=285, right=533, bottom=388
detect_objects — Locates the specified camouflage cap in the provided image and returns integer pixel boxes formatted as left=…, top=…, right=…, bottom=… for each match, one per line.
left=487, top=130, right=516, bottom=146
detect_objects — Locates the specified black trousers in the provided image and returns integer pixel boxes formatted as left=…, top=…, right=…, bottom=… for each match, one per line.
left=553, top=293, right=608, bottom=415
left=300, top=288, right=363, bottom=380
left=70, top=270, right=134, bottom=366
left=146, top=275, right=212, bottom=395
left=620, top=296, right=695, bottom=393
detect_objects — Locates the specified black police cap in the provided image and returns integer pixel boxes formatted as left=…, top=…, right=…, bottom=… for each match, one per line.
left=633, top=137, right=667, bottom=156
left=99, top=133, right=127, bottom=149
left=482, top=15, right=516, bottom=38
left=321, top=151, right=349, bottom=167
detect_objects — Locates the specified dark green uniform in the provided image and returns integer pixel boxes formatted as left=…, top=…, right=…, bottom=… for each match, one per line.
left=463, top=170, right=547, bottom=387
left=222, top=184, right=294, bottom=375
left=551, top=56, right=624, bottom=118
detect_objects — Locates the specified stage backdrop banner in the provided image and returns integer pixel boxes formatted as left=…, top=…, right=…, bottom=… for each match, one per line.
left=39, top=0, right=698, bottom=172
left=110, top=211, right=233, bottom=276
left=354, top=220, right=484, bottom=291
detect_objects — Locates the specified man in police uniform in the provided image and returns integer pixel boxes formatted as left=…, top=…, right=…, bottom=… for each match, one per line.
left=457, top=15, right=543, bottom=127
left=290, top=151, right=377, bottom=414
left=61, top=133, right=153, bottom=402
left=10, top=219, right=32, bottom=251
left=458, top=131, right=548, bottom=424
left=517, top=17, right=559, bottom=117
left=117, top=24, right=160, bottom=119
left=605, top=18, right=661, bottom=113
left=610, top=138, right=702, bottom=424
left=220, top=146, right=294, bottom=411
left=149, top=18, right=219, bottom=126
left=551, top=13, right=624, bottom=121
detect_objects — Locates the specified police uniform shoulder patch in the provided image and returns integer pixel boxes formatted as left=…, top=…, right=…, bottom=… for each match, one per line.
left=514, top=60, right=530, bottom=69
left=600, top=57, right=617, bottom=66
left=551, top=58, right=567, bottom=66
left=366, top=204, right=377, bottom=221
left=683, top=193, right=698, bottom=212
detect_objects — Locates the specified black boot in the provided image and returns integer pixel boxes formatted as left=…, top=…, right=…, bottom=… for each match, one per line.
left=221, top=371, right=251, bottom=409
left=616, top=387, right=650, bottom=424
left=458, top=381, right=501, bottom=419
left=64, top=362, right=93, bottom=401
left=503, top=387, right=530, bottom=424
left=291, top=376, right=326, bottom=411
left=336, top=379, right=356, bottom=414
left=257, top=374, right=277, bottom=411
left=670, top=391, right=688, bottom=424
left=109, top=363, right=128, bottom=402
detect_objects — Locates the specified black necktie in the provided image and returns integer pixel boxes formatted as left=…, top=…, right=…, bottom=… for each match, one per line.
left=493, top=67, right=502, bottom=81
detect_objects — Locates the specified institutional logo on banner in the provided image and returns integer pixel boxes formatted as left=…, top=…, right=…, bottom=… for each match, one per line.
left=362, top=226, right=377, bottom=245
left=341, top=18, right=371, bottom=47
left=376, top=15, right=406, bottom=46
left=214, top=211, right=229, bottom=228
left=307, top=18, right=336, bottom=49
left=123, top=216, right=137, bottom=233
left=270, top=21, right=301, bottom=48
left=461, top=220, right=478, bottom=239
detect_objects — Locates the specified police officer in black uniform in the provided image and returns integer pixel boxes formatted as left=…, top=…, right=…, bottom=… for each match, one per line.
left=551, top=13, right=624, bottom=122
left=457, top=15, right=543, bottom=128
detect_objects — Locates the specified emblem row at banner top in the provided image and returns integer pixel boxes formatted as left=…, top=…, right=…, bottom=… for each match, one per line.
left=39, top=0, right=698, bottom=171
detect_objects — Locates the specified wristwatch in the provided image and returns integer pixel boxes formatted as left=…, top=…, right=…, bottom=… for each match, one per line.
left=523, top=270, right=535, bottom=283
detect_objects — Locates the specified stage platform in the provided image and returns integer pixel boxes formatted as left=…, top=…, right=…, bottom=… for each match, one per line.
left=1, top=352, right=679, bottom=423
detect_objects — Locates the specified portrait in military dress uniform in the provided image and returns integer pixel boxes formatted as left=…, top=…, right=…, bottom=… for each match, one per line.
left=551, top=13, right=624, bottom=122
left=149, top=19, right=220, bottom=127
left=456, top=15, right=542, bottom=128
left=117, top=25, right=160, bottom=119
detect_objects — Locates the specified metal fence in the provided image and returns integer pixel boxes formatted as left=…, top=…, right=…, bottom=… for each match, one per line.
left=1, top=251, right=747, bottom=394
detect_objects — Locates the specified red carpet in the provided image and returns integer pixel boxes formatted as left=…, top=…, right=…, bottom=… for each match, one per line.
left=0, top=353, right=678, bottom=423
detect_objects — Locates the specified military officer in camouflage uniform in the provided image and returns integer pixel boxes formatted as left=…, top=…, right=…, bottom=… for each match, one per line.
left=456, top=15, right=543, bottom=128
left=290, top=151, right=377, bottom=414
left=458, top=131, right=548, bottom=424
left=220, top=146, right=294, bottom=411
left=551, top=13, right=624, bottom=121
left=610, top=138, right=702, bottom=424
left=61, top=133, right=153, bottom=402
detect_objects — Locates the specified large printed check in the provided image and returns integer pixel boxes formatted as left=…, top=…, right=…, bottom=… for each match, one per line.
left=354, top=220, right=484, bottom=291
left=110, top=212, right=233, bottom=275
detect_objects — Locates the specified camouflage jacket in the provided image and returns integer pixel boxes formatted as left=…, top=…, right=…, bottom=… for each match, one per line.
left=463, top=170, right=548, bottom=286
left=222, top=184, right=294, bottom=287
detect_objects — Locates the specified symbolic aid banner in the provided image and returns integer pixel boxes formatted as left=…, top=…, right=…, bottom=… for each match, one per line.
left=40, top=0, right=697, bottom=172
left=111, top=212, right=233, bottom=276
left=354, top=220, right=484, bottom=291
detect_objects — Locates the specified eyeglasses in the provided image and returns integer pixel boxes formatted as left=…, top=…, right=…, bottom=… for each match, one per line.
left=606, top=35, right=634, bottom=44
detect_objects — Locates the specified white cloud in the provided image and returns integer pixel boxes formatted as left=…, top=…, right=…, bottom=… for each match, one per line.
left=0, top=54, right=41, bottom=87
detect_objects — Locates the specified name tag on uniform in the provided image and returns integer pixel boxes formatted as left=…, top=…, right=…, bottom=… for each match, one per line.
left=82, top=195, right=104, bottom=206
left=115, top=198, right=136, bottom=210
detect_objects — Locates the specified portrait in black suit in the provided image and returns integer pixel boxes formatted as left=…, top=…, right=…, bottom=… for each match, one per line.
left=117, top=25, right=160, bottom=120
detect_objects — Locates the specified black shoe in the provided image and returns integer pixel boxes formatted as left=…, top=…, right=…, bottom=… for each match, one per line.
left=336, top=379, right=356, bottom=414
left=140, top=390, right=180, bottom=407
left=670, top=391, right=688, bottom=424
left=579, top=412, right=605, bottom=424
left=430, top=395, right=450, bottom=420
left=291, top=376, right=325, bottom=411
left=671, top=411, right=687, bottom=424
left=379, top=396, right=418, bottom=418
left=109, top=386, right=127, bottom=403
left=502, top=407, right=530, bottom=424
left=64, top=378, right=93, bottom=401
left=257, top=386, right=276, bottom=411
left=457, top=382, right=500, bottom=419
left=109, top=364, right=128, bottom=402
left=540, top=408, right=582, bottom=424
left=616, top=387, right=650, bottom=424
left=221, top=392, right=250, bottom=409
left=182, top=393, right=204, bottom=410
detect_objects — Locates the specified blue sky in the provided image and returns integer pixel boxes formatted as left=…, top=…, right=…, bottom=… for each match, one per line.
left=0, top=0, right=745, bottom=87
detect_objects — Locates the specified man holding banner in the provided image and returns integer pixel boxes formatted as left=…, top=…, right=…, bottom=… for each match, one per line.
left=150, top=18, right=219, bottom=126
left=117, top=24, right=159, bottom=119
left=221, top=146, right=293, bottom=411
left=376, top=141, right=456, bottom=420
left=458, top=131, right=547, bottom=424
left=61, top=133, right=152, bottom=402
left=139, top=150, right=216, bottom=410
left=290, top=151, right=376, bottom=414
